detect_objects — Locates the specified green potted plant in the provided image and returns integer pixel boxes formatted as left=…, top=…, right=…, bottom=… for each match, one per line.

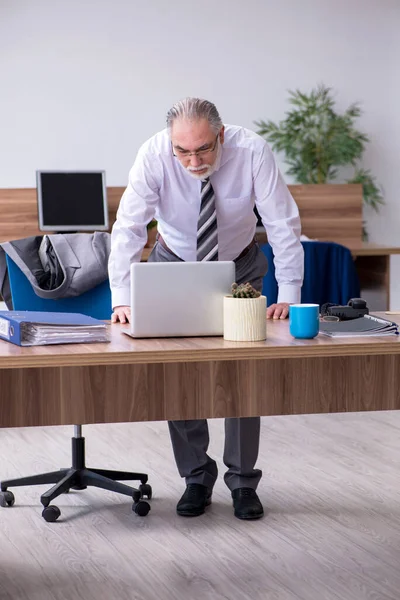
left=223, top=282, right=267, bottom=342
left=255, top=84, right=383, bottom=236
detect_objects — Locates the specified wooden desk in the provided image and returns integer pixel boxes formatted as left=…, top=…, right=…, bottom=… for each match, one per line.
left=1, top=316, right=399, bottom=429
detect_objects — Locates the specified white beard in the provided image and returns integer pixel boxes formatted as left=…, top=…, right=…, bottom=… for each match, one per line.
left=185, top=140, right=222, bottom=180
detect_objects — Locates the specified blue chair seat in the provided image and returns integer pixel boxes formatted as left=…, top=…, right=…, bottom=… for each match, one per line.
left=6, top=255, right=112, bottom=320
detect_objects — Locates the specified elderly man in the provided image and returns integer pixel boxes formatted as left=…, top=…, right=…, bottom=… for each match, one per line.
left=109, top=97, right=304, bottom=520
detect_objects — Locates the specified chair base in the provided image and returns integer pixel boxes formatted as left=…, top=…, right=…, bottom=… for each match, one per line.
left=0, top=434, right=152, bottom=521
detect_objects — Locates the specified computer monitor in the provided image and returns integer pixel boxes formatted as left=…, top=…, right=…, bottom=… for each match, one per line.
left=36, top=170, right=109, bottom=232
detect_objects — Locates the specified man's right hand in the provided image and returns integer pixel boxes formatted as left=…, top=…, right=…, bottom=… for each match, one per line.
left=112, top=306, right=131, bottom=324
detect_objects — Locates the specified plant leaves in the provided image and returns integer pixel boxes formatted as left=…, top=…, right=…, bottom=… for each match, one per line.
left=254, top=83, right=383, bottom=216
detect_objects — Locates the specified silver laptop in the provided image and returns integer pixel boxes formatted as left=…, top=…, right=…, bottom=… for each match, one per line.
left=126, top=261, right=235, bottom=338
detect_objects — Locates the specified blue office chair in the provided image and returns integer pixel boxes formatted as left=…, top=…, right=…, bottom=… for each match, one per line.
left=0, top=257, right=152, bottom=522
left=5, top=254, right=112, bottom=319
left=261, top=241, right=361, bottom=307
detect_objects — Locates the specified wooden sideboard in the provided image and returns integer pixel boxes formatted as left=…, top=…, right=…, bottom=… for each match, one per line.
left=0, top=187, right=123, bottom=242
left=1, top=185, right=399, bottom=310
left=0, top=184, right=363, bottom=243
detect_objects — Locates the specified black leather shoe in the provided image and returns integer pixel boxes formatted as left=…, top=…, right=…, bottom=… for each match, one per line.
left=176, top=484, right=212, bottom=517
left=232, top=488, right=264, bottom=520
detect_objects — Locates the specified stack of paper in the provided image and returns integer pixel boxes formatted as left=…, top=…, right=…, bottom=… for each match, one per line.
left=0, top=311, right=109, bottom=346
left=319, top=314, right=399, bottom=338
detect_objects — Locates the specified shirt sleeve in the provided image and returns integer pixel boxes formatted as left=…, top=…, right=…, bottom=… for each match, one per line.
left=253, top=142, right=304, bottom=304
left=108, top=147, right=160, bottom=308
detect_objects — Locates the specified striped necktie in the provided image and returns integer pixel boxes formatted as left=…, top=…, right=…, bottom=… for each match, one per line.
left=196, top=178, right=218, bottom=261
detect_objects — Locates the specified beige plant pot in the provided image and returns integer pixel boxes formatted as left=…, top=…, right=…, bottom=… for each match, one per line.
left=223, top=295, right=267, bottom=341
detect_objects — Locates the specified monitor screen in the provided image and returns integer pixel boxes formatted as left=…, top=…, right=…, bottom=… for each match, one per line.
left=36, top=171, right=109, bottom=231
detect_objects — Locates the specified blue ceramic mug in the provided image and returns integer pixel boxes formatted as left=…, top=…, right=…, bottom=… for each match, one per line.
left=289, top=304, right=319, bottom=339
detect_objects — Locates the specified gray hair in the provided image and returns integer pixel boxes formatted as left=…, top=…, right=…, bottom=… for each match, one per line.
left=166, top=97, right=223, bottom=134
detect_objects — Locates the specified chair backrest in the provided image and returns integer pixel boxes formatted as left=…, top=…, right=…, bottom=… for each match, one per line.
left=261, top=241, right=360, bottom=307
left=6, top=255, right=112, bottom=320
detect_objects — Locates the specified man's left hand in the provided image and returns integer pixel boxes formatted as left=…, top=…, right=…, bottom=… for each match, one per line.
left=267, top=302, right=290, bottom=320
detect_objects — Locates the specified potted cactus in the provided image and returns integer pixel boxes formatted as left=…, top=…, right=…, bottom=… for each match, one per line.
left=223, top=282, right=267, bottom=342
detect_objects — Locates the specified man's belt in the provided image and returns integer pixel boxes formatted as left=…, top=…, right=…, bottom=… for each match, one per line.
left=156, top=234, right=256, bottom=262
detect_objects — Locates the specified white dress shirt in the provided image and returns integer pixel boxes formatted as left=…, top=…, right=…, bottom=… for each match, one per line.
left=109, top=125, right=304, bottom=308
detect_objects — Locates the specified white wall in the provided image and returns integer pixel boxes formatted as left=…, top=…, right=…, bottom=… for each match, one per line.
left=1, top=0, right=399, bottom=302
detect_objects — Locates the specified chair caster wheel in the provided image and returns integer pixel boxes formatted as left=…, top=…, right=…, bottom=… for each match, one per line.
left=42, top=505, right=61, bottom=522
left=133, top=500, right=151, bottom=516
left=139, top=483, right=152, bottom=499
left=0, top=491, right=15, bottom=507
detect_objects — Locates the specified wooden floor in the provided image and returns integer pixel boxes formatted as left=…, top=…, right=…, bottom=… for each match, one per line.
left=1, top=412, right=400, bottom=600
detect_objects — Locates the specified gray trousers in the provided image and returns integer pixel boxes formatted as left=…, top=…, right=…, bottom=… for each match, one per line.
left=148, top=239, right=268, bottom=491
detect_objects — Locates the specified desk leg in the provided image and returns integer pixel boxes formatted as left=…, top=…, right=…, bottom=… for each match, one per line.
left=355, top=255, right=390, bottom=311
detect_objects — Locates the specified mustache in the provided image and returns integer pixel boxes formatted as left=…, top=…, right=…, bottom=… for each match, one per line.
left=187, top=164, right=211, bottom=172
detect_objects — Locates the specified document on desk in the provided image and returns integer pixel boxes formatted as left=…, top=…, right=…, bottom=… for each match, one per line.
left=319, top=314, right=399, bottom=337
left=0, top=311, right=110, bottom=346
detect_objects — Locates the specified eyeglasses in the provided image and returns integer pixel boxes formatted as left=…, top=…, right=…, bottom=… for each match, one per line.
left=172, top=134, right=219, bottom=159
